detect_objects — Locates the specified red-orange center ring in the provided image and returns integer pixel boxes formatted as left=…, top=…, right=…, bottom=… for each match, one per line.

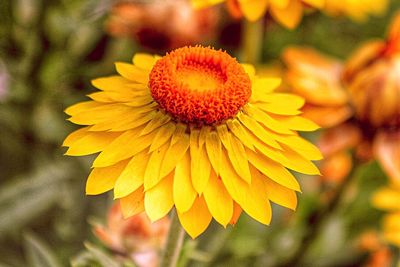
left=149, top=46, right=252, bottom=125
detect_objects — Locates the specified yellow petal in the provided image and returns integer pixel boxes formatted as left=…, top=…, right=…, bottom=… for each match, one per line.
left=91, top=76, right=132, bottom=91
left=103, top=87, right=149, bottom=103
left=144, top=142, right=169, bottom=190
left=252, top=77, right=282, bottom=99
left=177, top=196, right=212, bottom=239
left=255, top=93, right=304, bottom=115
left=203, top=171, right=233, bottom=227
left=93, top=127, right=155, bottom=168
left=205, top=131, right=222, bottom=175
left=62, top=127, right=90, bottom=147
left=68, top=103, right=135, bottom=125
left=237, top=113, right=282, bottom=149
left=227, top=133, right=252, bottom=183
left=226, top=119, right=256, bottom=151
left=149, top=122, right=176, bottom=152
left=140, top=112, right=171, bottom=136
left=245, top=129, right=289, bottom=164
left=114, top=150, right=149, bottom=199
left=251, top=166, right=297, bottom=210
left=86, top=160, right=128, bottom=195
left=120, top=187, right=145, bottom=218
left=220, top=150, right=272, bottom=225
left=238, top=0, right=269, bottom=22
left=65, top=131, right=121, bottom=156
left=276, top=135, right=323, bottom=160
left=241, top=170, right=272, bottom=225
left=191, top=0, right=225, bottom=8
left=144, top=173, right=174, bottom=222
left=124, top=95, right=154, bottom=107
left=160, top=133, right=190, bottom=177
left=132, top=53, right=158, bottom=70
left=302, top=0, right=324, bottom=8
left=109, top=110, right=157, bottom=132
left=242, top=105, right=294, bottom=134
left=190, top=129, right=212, bottom=194
left=173, top=152, right=197, bottom=213
left=268, top=114, right=320, bottom=131
left=255, top=102, right=301, bottom=116
left=280, top=144, right=321, bottom=175
left=270, top=0, right=289, bottom=9
left=87, top=92, right=113, bottom=103
left=247, top=148, right=301, bottom=191
left=172, top=123, right=188, bottom=145
left=372, top=187, right=400, bottom=211
left=230, top=202, right=242, bottom=225
left=241, top=63, right=256, bottom=78
left=216, top=124, right=231, bottom=151
left=270, top=0, right=303, bottom=29
left=65, top=101, right=103, bottom=116
left=198, top=125, right=210, bottom=147
left=88, top=107, right=155, bottom=131
left=115, top=62, right=149, bottom=84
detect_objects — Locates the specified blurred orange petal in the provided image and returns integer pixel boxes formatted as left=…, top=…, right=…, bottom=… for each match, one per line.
left=283, top=47, right=348, bottom=106
left=320, top=151, right=352, bottom=184
left=301, top=105, right=353, bottom=128
left=344, top=41, right=385, bottom=82
left=318, top=123, right=361, bottom=157
left=373, top=131, right=400, bottom=183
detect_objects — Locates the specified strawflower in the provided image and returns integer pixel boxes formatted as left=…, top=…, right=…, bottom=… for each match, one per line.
left=63, top=45, right=321, bottom=238
left=282, top=12, right=400, bottom=184
left=93, top=203, right=169, bottom=267
left=106, top=0, right=218, bottom=52
left=192, top=0, right=388, bottom=29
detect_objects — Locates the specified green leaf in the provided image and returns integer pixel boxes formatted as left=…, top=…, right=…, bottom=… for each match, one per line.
left=84, top=242, right=122, bottom=267
left=23, top=232, right=63, bottom=267
left=0, top=161, right=72, bottom=238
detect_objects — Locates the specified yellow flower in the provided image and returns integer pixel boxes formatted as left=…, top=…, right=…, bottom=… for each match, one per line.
left=193, top=0, right=324, bottom=28
left=324, top=0, right=388, bottom=22
left=372, top=184, right=400, bottom=247
left=63, top=46, right=321, bottom=238
left=192, top=0, right=388, bottom=29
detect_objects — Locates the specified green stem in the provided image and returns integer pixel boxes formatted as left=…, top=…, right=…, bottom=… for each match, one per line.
left=160, top=210, right=185, bottom=267
left=241, top=18, right=264, bottom=64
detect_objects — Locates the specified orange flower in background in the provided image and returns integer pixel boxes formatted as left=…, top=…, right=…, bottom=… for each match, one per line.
left=93, top=204, right=169, bottom=267
left=283, top=47, right=352, bottom=128
left=192, top=0, right=388, bottom=29
left=283, top=12, right=400, bottom=184
left=357, top=231, right=393, bottom=267
left=63, top=46, right=321, bottom=238
left=106, top=0, right=218, bottom=52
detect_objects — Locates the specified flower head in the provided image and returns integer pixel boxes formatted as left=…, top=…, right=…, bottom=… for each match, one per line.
left=64, top=46, right=321, bottom=238
left=106, top=1, right=218, bottom=52
left=192, top=0, right=387, bottom=29
left=93, top=204, right=169, bottom=267
left=283, top=13, right=400, bottom=185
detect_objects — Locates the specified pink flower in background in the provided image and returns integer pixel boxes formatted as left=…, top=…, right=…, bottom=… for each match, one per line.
left=93, top=204, right=170, bottom=267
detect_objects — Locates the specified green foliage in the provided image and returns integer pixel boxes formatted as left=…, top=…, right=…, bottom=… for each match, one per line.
left=1, top=0, right=400, bottom=266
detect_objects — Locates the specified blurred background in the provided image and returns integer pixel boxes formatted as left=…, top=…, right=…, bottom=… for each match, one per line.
left=1, top=0, right=400, bottom=266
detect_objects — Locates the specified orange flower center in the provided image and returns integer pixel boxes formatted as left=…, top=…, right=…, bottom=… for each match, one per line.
left=149, top=46, right=251, bottom=125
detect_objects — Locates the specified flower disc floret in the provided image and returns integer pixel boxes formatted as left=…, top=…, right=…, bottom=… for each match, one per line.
left=149, top=46, right=251, bottom=125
